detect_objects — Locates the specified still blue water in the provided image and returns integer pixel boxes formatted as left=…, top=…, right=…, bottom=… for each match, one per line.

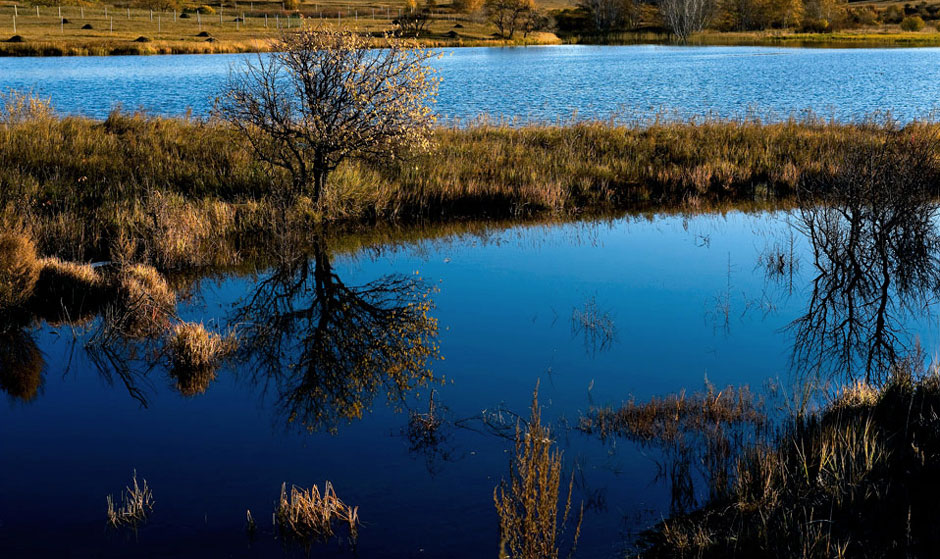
left=1, top=45, right=939, bottom=121
left=2, top=211, right=937, bottom=556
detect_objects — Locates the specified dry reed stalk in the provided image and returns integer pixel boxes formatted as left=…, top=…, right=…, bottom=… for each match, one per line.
left=494, top=383, right=582, bottom=559
left=275, top=481, right=359, bottom=545
left=106, top=470, right=154, bottom=530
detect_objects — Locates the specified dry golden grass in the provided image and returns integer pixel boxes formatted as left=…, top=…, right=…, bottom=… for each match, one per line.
left=2, top=103, right=935, bottom=272
left=275, top=481, right=359, bottom=546
left=106, top=470, right=154, bottom=530
left=167, top=321, right=236, bottom=396
left=0, top=231, right=40, bottom=309
left=495, top=384, right=582, bottom=559
left=113, top=263, right=176, bottom=337
left=31, top=257, right=106, bottom=323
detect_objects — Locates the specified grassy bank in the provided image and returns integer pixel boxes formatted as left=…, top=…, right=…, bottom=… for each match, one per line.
left=601, top=363, right=940, bottom=558
left=2, top=99, right=937, bottom=269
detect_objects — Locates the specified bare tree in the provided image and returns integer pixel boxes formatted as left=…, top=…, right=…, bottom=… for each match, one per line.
left=485, top=0, right=535, bottom=38
left=659, top=0, right=714, bottom=41
left=521, top=8, right=552, bottom=37
left=578, top=0, right=637, bottom=32
left=216, top=27, right=439, bottom=202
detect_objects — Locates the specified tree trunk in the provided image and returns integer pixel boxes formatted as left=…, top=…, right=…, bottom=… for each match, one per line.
left=312, top=168, right=326, bottom=204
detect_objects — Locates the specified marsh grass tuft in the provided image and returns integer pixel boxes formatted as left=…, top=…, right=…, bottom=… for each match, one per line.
left=495, top=383, right=583, bottom=559
left=106, top=470, right=154, bottom=531
left=0, top=231, right=40, bottom=310
left=113, top=264, right=176, bottom=337
left=275, top=481, right=359, bottom=546
left=31, top=257, right=106, bottom=323
left=167, top=322, right=237, bottom=396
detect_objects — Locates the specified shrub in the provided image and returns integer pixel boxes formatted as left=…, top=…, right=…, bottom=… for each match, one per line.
left=197, top=5, right=216, bottom=14
left=283, top=0, right=300, bottom=10
left=801, top=17, right=830, bottom=32
left=0, top=232, right=40, bottom=310
left=901, top=15, right=926, bottom=30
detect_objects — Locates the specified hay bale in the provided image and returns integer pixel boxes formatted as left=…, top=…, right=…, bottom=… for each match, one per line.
left=0, top=232, right=40, bottom=310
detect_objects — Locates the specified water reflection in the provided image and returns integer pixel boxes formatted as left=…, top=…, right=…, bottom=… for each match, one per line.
left=0, top=328, right=44, bottom=402
left=233, top=235, right=441, bottom=434
left=789, top=133, right=940, bottom=383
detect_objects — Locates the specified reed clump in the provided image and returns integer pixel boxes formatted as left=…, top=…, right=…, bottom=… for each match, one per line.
left=275, top=481, right=359, bottom=546
left=580, top=382, right=767, bottom=444
left=495, top=384, right=582, bottom=559
left=167, top=322, right=236, bottom=396
left=0, top=231, right=40, bottom=310
left=113, top=264, right=176, bottom=337
left=636, top=364, right=940, bottom=558
left=31, top=257, right=107, bottom=323
left=106, top=470, right=154, bottom=530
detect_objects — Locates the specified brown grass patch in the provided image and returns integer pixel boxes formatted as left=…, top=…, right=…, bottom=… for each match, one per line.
left=31, top=257, right=107, bottom=323
left=0, top=232, right=40, bottom=309
left=113, top=264, right=176, bottom=337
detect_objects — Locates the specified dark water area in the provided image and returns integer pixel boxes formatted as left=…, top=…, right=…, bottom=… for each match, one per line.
left=3, top=208, right=939, bottom=557
left=2, top=45, right=940, bottom=122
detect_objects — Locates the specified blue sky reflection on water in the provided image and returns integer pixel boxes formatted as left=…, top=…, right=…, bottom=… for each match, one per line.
left=3, top=210, right=940, bottom=556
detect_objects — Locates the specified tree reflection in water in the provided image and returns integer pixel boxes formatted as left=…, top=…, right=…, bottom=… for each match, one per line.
left=790, top=132, right=940, bottom=383
left=234, top=235, right=441, bottom=434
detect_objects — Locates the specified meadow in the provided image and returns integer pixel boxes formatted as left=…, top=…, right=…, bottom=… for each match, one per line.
left=4, top=92, right=936, bottom=270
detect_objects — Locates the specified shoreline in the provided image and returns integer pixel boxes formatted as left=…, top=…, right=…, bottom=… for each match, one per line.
left=2, top=29, right=940, bottom=57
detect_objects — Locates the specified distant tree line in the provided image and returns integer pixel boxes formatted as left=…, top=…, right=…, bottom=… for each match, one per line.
left=545, top=0, right=940, bottom=40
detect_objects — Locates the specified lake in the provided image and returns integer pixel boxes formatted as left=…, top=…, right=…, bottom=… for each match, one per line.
left=3, top=207, right=938, bottom=557
left=1, top=45, right=940, bottom=122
